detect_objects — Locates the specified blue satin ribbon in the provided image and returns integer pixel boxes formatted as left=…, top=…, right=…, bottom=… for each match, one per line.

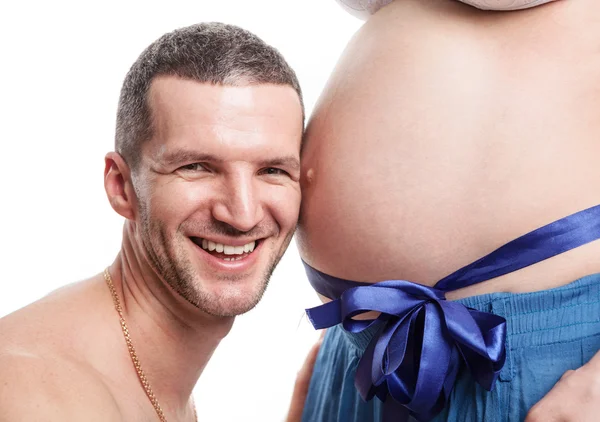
left=305, top=204, right=600, bottom=422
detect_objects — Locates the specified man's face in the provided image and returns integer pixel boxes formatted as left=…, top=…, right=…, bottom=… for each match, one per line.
left=133, top=76, right=302, bottom=317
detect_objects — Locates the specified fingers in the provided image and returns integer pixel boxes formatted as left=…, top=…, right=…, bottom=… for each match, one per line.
left=286, top=331, right=326, bottom=422
left=560, top=369, right=575, bottom=381
left=296, top=336, right=323, bottom=391
left=525, top=366, right=593, bottom=422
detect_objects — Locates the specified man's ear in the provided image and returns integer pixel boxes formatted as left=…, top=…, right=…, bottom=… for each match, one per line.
left=104, top=152, right=138, bottom=220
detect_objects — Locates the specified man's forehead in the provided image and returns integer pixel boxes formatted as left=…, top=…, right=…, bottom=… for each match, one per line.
left=148, top=76, right=301, bottom=116
left=150, top=141, right=300, bottom=164
left=149, top=77, right=252, bottom=112
left=147, top=76, right=303, bottom=139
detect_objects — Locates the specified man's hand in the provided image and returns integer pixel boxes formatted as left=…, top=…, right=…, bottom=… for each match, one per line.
left=286, top=331, right=325, bottom=422
left=526, top=351, right=600, bottom=422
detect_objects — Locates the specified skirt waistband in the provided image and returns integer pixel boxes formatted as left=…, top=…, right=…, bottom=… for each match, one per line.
left=343, top=273, right=600, bottom=352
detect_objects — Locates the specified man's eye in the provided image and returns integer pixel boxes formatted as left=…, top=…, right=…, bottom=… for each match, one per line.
left=261, top=167, right=288, bottom=176
left=179, top=163, right=207, bottom=172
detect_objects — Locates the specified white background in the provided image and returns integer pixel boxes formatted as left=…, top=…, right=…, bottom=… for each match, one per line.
left=0, top=1, right=362, bottom=421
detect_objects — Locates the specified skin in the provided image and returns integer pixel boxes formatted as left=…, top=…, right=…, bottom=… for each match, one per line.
left=286, top=331, right=326, bottom=422
left=0, top=77, right=303, bottom=421
left=297, top=0, right=600, bottom=419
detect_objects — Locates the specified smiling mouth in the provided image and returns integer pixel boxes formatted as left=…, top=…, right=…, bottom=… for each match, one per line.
left=190, top=237, right=260, bottom=261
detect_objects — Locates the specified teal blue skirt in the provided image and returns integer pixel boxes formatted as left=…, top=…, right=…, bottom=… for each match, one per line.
left=302, top=273, right=600, bottom=422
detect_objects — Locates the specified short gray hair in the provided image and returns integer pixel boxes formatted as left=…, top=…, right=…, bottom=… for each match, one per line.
left=115, top=22, right=304, bottom=169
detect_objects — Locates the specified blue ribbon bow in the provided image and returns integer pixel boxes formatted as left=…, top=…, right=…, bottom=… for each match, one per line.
left=306, top=277, right=506, bottom=421
left=305, top=204, right=600, bottom=421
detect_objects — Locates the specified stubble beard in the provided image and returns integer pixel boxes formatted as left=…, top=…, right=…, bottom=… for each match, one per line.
left=138, top=207, right=293, bottom=317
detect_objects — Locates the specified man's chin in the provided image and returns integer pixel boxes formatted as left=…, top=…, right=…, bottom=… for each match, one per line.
left=185, top=280, right=269, bottom=317
left=207, top=303, right=259, bottom=318
left=197, top=294, right=264, bottom=317
left=170, top=255, right=277, bottom=316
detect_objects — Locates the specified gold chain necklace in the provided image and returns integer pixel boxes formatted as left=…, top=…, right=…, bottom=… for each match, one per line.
left=104, top=268, right=198, bottom=422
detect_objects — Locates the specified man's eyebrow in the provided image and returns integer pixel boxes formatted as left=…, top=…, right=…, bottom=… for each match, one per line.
left=258, top=156, right=300, bottom=170
left=159, top=150, right=299, bottom=170
left=159, top=150, right=223, bottom=166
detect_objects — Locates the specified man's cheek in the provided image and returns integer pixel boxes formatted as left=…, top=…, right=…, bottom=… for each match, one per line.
left=152, top=186, right=204, bottom=212
left=273, top=197, right=301, bottom=232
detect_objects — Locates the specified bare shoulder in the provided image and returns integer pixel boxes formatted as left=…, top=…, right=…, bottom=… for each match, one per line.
left=0, top=348, right=123, bottom=421
left=0, top=276, right=125, bottom=420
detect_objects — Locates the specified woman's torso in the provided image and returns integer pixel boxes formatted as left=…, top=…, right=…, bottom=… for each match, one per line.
left=297, top=0, right=600, bottom=300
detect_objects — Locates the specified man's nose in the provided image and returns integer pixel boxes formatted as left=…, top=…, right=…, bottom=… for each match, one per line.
left=211, top=174, right=264, bottom=232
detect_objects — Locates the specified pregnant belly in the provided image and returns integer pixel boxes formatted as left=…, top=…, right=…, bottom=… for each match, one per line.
left=296, top=0, right=600, bottom=299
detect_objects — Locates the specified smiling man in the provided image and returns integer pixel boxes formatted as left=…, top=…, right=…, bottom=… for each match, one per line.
left=0, top=23, right=303, bottom=421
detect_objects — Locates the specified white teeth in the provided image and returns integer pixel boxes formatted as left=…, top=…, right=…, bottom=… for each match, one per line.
left=199, top=239, right=257, bottom=255
left=224, top=256, right=243, bottom=261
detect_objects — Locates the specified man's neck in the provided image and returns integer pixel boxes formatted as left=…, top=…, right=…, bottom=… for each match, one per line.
left=107, top=226, right=234, bottom=415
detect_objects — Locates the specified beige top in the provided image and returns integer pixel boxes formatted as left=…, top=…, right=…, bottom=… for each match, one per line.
left=335, top=0, right=559, bottom=19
